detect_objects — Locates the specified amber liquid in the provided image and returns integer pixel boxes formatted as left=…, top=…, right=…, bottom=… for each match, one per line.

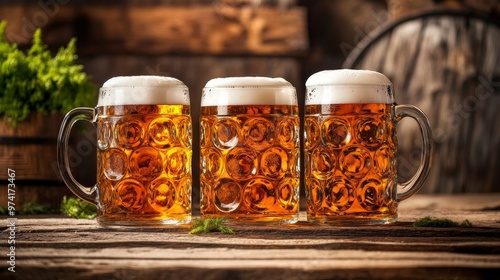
left=200, top=105, right=300, bottom=224
left=305, top=103, right=398, bottom=224
left=96, top=105, right=192, bottom=225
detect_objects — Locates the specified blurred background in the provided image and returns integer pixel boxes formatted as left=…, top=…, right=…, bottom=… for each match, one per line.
left=1, top=0, right=499, bottom=210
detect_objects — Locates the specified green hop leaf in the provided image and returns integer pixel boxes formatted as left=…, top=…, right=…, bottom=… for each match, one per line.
left=189, top=217, right=235, bottom=235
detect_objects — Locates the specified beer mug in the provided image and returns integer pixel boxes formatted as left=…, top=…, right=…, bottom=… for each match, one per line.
left=200, top=77, right=300, bottom=224
left=304, top=70, right=432, bottom=224
left=57, top=76, right=192, bottom=226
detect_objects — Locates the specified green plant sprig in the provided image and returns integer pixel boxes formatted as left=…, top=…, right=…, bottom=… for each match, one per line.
left=20, top=202, right=58, bottom=215
left=0, top=21, right=95, bottom=126
left=413, top=216, right=472, bottom=228
left=0, top=197, right=95, bottom=218
left=189, top=217, right=235, bottom=235
left=60, top=196, right=97, bottom=219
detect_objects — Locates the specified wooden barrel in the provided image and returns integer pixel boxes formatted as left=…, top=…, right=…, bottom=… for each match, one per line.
left=0, top=113, right=73, bottom=209
left=344, top=10, right=500, bottom=193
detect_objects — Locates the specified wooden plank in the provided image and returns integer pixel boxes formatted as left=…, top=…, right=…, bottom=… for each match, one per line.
left=0, top=114, right=63, bottom=181
left=0, top=113, right=63, bottom=138
left=0, top=143, right=58, bottom=180
left=0, top=184, right=72, bottom=209
left=387, top=0, right=500, bottom=22
left=0, top=5, right=308, bottom=56
left=0, top=194, right=499, bottom=279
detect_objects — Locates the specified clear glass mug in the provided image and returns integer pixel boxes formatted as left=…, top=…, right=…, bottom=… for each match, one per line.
left=57, top=76, right=192, bottom=226
left=200, top=77, right=300, bottom=224
left=304, top=70, right=432, bottom=224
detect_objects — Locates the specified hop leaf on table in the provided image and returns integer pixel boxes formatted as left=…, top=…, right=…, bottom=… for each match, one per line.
left=413, top=216, right=472, bottom=228
left=189, top=217, right=235, bottom=235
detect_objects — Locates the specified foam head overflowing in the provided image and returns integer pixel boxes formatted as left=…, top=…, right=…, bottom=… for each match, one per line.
left=202, top=77, right=297, bottom=106
left=305, top=69, right=394, bottom=105
left=98, top=76, right=189, bottom=106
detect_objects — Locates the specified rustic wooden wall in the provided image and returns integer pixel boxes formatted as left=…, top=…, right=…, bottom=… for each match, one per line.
left=0, top=0, right=308, bottom=209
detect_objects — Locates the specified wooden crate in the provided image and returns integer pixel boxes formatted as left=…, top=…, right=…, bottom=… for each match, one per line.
left=0, top=114, right=73, bottom=209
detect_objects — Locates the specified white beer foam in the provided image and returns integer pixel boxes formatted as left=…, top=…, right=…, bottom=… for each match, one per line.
left=202, top=77, right=297, bottom=106
left=305, top=69, right=394, bottom=105
left=98, top=76, right=189, bottom=106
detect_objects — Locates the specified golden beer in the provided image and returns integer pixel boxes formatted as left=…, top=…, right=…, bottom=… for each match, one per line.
left=58, top=76, right=192, bottom=226
left=305, top=103, right=397, bottom=222
left=96, top=104, right=192, bottom=224
left=200, top=78, right=300, bottom=224
left=304, top=70, right=432, bottom=224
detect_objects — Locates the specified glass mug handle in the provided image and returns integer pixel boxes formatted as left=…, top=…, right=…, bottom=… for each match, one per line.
left=57, top=107, right=97, bottom=205
left=394, top=104, right=432, bottom=202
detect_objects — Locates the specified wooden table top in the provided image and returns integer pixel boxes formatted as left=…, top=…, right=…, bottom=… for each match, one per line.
left=2, top=193, right=499, bottom=280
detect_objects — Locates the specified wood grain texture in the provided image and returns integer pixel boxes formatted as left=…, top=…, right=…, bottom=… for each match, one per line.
left=0, top=114, right=63, bottom=181
left=0, top=114, right=81, bottom=208
left=0, top=4, right=308, bottom=56
left=388, top=0, right=500, bottom=21
left=0, top=184, right=72, bottom=209
left=0, top=194, right=499, bottom=280
left=344, top=13, right=500, bottom=193
left=0, top=143, right=58, bottom=180
left=0, top=113, right=62, bottom=138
